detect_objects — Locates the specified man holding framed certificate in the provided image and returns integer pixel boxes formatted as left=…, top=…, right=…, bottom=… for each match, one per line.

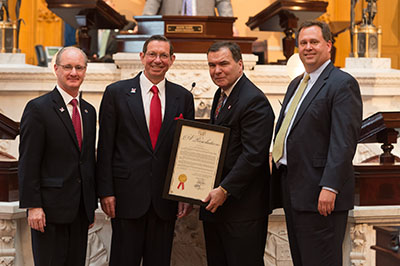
left=200, top=41, right=275, bottom=266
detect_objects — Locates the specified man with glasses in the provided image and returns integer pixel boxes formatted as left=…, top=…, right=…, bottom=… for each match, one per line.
left=96, top=35, right=194, bottom=266
left=19, top=46, right=97, bottom=266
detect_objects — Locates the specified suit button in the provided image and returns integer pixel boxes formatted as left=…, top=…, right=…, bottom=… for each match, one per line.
left=77, top=178, right=82, bottom=183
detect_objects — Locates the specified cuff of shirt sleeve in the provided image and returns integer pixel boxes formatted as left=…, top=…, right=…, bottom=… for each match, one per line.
left=322, top=186, right=338, bottom=194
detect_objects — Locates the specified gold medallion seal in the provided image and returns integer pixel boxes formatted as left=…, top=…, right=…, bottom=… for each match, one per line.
left=177, top=174, right=187, bottom=190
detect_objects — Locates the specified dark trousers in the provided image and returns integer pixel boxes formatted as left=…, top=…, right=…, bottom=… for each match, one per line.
left=109, top=204, right=176, bottom=266
left=31, top=202, right=89, bottom=266
left=203, top=217, right=268, bottom=266
left=280, top=166, right=348, bottom=266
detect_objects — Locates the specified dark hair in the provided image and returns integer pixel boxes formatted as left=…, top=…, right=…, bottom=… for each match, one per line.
left=55, top=46, right=88, bottom=66
left=297, top=20, right=332, bottom=43
left=142, top=35, right=174, bottom=55
left=207, top=41, right=242, bottom=62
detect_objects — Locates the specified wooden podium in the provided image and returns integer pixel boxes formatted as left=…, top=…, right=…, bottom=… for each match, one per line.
left=355, top=112, right=400, bottom=205
left=246, top=0, right=328, bottom=63
left=372, top=226, right=400, bottom=266
left=116, top=16, right=257, bottom=54
left=0, top=113, right=19, bottom=202
left=45, top=0, right=129, bottom=56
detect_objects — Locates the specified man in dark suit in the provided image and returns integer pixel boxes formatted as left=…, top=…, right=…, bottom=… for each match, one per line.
left=271, top=21, right=362, bottom=266
left=96, top=35, right=194, bottom=266
left=19, top=46, right=97, bottom=266
left=200, top=41, right=274, bottom=266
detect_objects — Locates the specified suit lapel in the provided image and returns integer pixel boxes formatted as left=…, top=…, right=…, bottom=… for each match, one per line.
left=290, top=63, right=334, bottom=132
left=51, top=88, right=80, bottom=151
left=214, top=75, right=244, bottom=125
left=210, top=88, right=220, bottom=124
left=126, top=75, right=154, bottom=151
left=155, top=80, right=179, bottom=152
left=275, top=76, right=302, bottom=135
left=80, top=99, right=91, bottom=156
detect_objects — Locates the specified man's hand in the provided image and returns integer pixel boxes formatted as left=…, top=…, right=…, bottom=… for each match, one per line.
left=28, top=208, right=46, bottom=233
left=318, top=189, right=336, bottom=216
left=203, top=187, right=227, bottom=213
left=100, top=196, right=116, bottom=218
left=177, top=202, right=193, bottom=218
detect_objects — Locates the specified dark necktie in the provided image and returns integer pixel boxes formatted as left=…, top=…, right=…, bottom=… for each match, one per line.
left=214, top=90, right=227, bottom=120
left=149, top=85, right=162, bottom=149
left=70, top=99, right=82, bottom=150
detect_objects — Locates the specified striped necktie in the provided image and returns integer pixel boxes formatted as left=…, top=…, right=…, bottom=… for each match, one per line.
left=214, top=90, right=227, bottom=120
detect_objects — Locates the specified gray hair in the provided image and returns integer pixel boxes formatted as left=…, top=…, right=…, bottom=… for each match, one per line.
left=207, top=41, right=242, bottom=62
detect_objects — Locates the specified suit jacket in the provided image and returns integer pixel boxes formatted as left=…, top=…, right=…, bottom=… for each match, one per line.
left=200, top=74, right=274, bottom=222
left=270, top=62, right=362, bottom=212
left=19, top=88, right=97, bottom=224
left=96, top=72, right=194, bottom=221
left=142, top=0, right=233, bottom=16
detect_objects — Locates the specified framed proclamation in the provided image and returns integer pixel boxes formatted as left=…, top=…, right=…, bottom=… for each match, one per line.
left=163, top=119, right=230, bottom=205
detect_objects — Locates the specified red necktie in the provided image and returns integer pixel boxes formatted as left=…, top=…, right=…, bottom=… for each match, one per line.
left=70, top=99, right=82, bottom=150
left=149, top=85, right=162, bottom=149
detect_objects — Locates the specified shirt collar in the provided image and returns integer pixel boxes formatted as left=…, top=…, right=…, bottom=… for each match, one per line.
left=140, top=72, right=166, bottom=96
left=305, top=60, right=331, bottom=83
left=56, top=85, right=79, bottom=106
left=222, top=74, right=243, bottom=97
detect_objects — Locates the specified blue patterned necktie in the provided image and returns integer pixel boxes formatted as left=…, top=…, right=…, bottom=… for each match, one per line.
left=182, top=0, right=193, bottom=15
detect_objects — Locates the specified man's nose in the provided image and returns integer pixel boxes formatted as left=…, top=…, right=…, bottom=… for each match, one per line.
left=154, top=55, right=162, bottom=63
left=70, top=67, right=78, bottom=75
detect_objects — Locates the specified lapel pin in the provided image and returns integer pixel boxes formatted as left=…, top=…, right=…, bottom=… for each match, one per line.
left=59, top=107, right=65, bottom=112
left=228, top=105, right=232, bottom=110
left=131, top=88, right=136, bottom=94
left=84, top=109, right=88, bottom=113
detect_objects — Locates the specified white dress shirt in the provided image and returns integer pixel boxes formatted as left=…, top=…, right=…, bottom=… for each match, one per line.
left=140, top=72, right=166, bottom=129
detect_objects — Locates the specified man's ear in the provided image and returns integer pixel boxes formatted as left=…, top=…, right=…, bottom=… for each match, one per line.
left=170, top=54, right=176, bottom=65
left=327, top=40, right=333, bottom=53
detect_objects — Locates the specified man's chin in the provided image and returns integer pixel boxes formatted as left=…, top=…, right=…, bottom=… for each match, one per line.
left=67, top=83, right=81, bottom=89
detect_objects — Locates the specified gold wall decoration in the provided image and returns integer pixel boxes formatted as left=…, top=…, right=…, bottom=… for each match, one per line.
left=37, top=8, right=60, bottom=23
